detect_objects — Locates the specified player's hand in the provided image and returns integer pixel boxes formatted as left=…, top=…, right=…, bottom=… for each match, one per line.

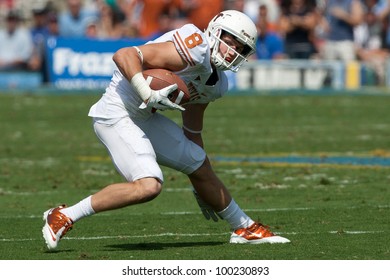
left=192, top=188, right=220, bottom=222
left=139, top=84, right=185, bottom=111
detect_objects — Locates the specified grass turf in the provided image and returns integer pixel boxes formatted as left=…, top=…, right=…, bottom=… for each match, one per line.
left=0, top=93, right=389, bottom=260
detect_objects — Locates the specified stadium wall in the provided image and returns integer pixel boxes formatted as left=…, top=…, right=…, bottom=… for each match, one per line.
left=0, top=37, right=389, bottom=93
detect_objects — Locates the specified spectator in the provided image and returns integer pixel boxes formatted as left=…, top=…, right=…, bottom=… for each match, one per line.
left=225, top=0, right=281, bottom=31
left=241, top=0, right=281, bottom=25
left=84, top=17, right=100, bottom=38
left=255, top=5, right=285, bottom=59
left=96, top=1, right=125, bottom=39
left=135, top=0, right=178, bottom=39
left=320, top=0, right=364, bottom=61
left=145, top=8, right=181, bottom=39
left=258, top=1, right=279, bottom=32
left=0, top=10, right=34, bottom=71
left=355, top=0, right=389, bottom=84
left=179, top=0, right=224, bottom=31
left=279, top=0, right=318, bottom=59
left=224, top=0, right=245, bottom=11
left=374, top=0, right=390, bottom=49
left=110, top=0, right=140, bottom=36
left=104, top=0, right=136, bottom=21
left=29, top=5, right=60, bottom=82
left=28, top=5, right=49, bottom=72
left=47, top=12, right=60, bottom=38
left=0, top=0, right=15, bottom=18
left=355, top=0, right=385, bottom=51
left=59, top=0, right=98, bottom=38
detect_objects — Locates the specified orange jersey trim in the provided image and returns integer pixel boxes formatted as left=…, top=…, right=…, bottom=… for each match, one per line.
left=173, top=31, right=195, bottom=66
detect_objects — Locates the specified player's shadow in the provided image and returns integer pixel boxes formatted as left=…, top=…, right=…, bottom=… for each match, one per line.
left=106, top=241, right=224, bottom=251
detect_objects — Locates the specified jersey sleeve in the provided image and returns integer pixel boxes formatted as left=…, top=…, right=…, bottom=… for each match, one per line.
left=150, top=24, right=211, bottom=71
left=171, top=24, right=210, bottom=68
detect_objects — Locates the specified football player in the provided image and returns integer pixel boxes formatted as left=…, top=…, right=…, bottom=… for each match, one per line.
left=42, top=10, right=290, bottom=250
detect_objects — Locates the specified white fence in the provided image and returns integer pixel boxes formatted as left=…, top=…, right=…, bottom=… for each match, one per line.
left=229, top=59, right=388, bottom=92
left=1, top=59, right=390, bottom=92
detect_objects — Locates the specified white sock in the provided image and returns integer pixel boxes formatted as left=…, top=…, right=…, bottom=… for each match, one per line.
left=60, top=195, right=95, bottom=223
left=217, top=199, right=254, bottom=230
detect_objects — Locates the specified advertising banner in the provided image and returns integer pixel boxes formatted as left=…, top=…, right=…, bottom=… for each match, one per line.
left=45, top=37, right=147, bottom=89
left=235, top=60, right=345, bottom=91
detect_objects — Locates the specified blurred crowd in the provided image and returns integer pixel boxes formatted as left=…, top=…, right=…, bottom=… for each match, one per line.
left=1, top=0, right=390, bottom=84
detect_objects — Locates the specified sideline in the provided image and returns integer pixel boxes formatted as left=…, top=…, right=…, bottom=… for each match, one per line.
left=76, top=154, right=390, bottom=168
left=212, top=155, right=390, bottom=167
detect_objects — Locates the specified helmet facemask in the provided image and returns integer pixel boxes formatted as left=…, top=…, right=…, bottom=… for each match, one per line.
left=209, top=29, right=254, bottom=72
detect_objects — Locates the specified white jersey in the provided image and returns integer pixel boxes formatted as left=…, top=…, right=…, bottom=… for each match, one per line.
left=88, top=24, right=228, bottom=120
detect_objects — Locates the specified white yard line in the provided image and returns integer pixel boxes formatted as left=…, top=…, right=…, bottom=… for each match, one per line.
left=0, top=204, right=388, bottom=219
left=1, top=230, right=385, bottom=243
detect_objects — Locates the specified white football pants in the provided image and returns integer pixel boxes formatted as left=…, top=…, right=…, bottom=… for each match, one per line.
left=92, top=113, right=206, bottom=183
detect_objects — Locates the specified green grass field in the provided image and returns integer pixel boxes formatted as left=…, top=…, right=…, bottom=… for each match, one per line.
left=0, top=92, right=389, bottom=260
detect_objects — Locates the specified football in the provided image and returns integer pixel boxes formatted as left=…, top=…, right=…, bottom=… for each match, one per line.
left=142, top=69, right=190, bottom=107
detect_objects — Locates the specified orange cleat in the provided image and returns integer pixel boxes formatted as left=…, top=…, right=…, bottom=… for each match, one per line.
left=42, top=205, right=73, bottom=250
left=230, top=222, right=290, bottom=244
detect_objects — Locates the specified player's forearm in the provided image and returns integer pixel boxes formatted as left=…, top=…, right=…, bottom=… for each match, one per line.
left=113, top=47, right=152, bottom=101
left=113, top=47, right=143, bottom=81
